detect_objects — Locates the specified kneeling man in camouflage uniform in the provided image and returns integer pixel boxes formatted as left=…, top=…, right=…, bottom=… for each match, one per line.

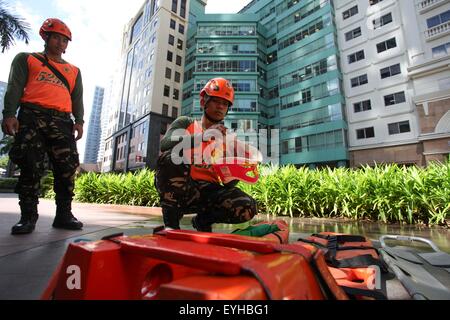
left=155, top=78, right=257, bottom=232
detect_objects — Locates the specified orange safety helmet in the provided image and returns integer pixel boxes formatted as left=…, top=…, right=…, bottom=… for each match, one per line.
left=39, top=18, right=72, bottom=41
left=200, top=78, right=234, bottom=106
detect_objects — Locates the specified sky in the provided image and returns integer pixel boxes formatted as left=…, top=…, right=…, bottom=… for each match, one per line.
left=0, top=0, right=252, bottom=161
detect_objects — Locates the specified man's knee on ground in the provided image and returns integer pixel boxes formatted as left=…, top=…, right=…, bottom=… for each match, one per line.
left=236, top=195, right=258, bottom=223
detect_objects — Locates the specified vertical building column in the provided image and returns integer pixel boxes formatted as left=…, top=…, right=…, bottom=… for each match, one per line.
left=398, top=0, right=425, bottom=65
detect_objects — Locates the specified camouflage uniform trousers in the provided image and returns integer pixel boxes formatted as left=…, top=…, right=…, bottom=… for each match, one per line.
left=155, top=150, right=257, bottom=228
left=9, top=107, right=80, bottom=204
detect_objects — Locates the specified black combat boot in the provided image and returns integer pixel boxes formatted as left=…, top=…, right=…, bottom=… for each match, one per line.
left=191, top=215, right=212, bottom=232
left=162, top=207, right=183, bottom=230
left=11, top=201, right=39, bottom=235
left=52, top=199, right=83, bottom=230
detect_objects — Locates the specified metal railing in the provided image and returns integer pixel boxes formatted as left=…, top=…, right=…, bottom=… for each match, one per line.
left=418, top=0, right=450, bottom=15
left=418, top=0, right=447, bottom=11
left=425, top=21, right=450, bottom=40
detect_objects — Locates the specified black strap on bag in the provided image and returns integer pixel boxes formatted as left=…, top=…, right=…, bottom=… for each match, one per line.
left=298, top=234, right=388, bottom=272
left=313, top=233, right=368, bottom=243
left=320, top=234, right=388, bottom=272
left=31, top=53, right=71, bottom=92
left=328, top=254, right=388, bottom=271
left=340, top=286, right=388, bottom=300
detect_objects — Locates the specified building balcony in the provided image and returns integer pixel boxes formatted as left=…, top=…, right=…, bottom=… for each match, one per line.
left=425, top=21, right=450, bottom=41
left=418, top=0, right=450, bottom=14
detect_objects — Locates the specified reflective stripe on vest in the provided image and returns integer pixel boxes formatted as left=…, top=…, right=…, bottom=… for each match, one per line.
left=20, top=53, right=79, bottom=113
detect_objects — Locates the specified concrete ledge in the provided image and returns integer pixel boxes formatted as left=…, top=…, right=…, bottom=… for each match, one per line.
left=72, top=201, right=162, bottom=217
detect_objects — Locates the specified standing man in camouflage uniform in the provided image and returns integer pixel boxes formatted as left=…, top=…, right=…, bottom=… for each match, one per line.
left=1, top=18, right=84, bottom=235
left=155, top=78, right=257, bottom=232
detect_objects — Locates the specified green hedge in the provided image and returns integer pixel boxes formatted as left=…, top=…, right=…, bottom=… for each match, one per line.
left=0, top=177, right=17, bottom=189
left=59, top=162, right=450, bottom=225
left=41, top=171, right=55, bottom=199
left=74, top=169, right=159, bottom=207
left=239, top=162, right=450, bottom=225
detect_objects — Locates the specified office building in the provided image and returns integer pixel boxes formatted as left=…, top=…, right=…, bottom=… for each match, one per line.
left=183, top=0, right=348, bottom=168
left=84, top=86, right=105, bottom=164
left=103, top=0, right=206, bottom=172
left=0, top=81, right=7, bottom=141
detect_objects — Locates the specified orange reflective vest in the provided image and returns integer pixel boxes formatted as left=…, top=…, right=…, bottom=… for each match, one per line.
left=20, top=53, right=79, bottom=113
left=186, top=121, right=222, bottom=184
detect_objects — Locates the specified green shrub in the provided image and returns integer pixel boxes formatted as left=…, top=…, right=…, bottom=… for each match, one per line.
left=240, top=162, right=450, bottom=225
left=0, top=177, right=17, bottom=189
left=0, top=156, right=9, bottom=169
left=72, top=163, right=450, bottom=225
left=41, top=171, right=55, bottom=199
left=74, top=169, right=159, bottom=207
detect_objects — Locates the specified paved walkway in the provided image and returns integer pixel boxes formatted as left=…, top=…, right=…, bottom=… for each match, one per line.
left=0, top=193, right=168, bottom=300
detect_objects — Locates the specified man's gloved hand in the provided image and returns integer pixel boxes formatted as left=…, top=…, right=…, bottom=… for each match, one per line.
left=73, top=123, right=83, bottom=141
left=1, top=117, right=19, bottom=136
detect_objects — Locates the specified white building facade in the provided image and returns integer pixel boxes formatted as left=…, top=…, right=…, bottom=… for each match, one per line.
left=336, top=0, right=450, bottom=166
